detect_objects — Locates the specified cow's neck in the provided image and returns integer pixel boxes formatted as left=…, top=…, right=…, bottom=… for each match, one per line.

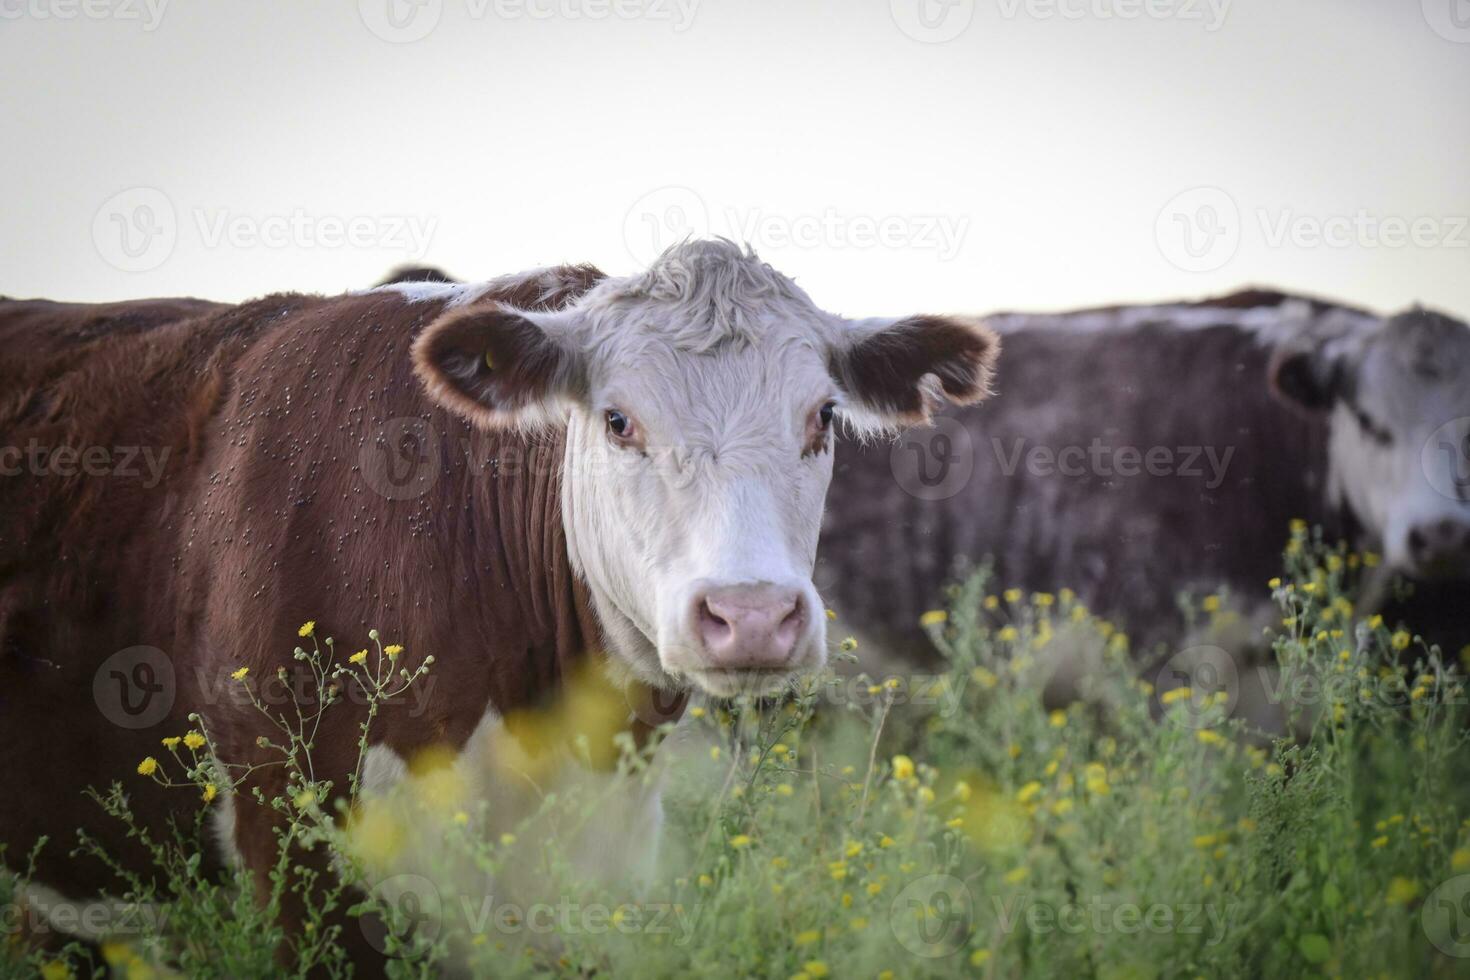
left=484, top=425, right=686, bottom=748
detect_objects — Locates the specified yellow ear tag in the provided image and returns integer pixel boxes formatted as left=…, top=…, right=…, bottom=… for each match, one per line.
left=484, top=351, right=495, bottom=371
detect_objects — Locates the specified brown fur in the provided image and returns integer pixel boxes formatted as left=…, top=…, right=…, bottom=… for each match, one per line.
left=0, top=270, right=672, bottom=969
left=833, top=314, right=999, bottom=425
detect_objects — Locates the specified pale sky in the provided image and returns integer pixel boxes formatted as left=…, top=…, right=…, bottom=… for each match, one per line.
left=2, top=0, right=1467, bottom=320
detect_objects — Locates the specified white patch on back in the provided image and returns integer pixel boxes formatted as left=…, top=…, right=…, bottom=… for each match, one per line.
left=355, top=266, right=580, bottom=309
left=984, top=298, right=1378, bottom=348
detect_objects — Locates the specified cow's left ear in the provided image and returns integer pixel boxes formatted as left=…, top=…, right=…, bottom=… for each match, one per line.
left=830, top=315, right=1000, bottom=432
left=412, top=303, right=587, bottom=430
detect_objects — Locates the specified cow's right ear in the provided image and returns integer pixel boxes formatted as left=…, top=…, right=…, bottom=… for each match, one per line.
left=412, top=304, right=586, bottom=430
left=1268, top=343, right=1341, bottom=415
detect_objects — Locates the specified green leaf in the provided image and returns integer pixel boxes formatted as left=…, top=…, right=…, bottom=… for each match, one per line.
left=1322, top=881, right=1341, bottom=909
left=1299, top=933, right=1332, bottom=964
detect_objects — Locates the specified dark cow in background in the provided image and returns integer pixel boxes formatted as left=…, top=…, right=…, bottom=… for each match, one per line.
left=815, top=291, right=1470, bottom=661
left=0, top=241, right=997, bottom=968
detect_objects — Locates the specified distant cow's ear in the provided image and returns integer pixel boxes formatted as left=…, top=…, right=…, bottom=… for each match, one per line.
left=830, top=315, right=1000, bottom=432
left=413, top=303, right=586, bottom=429
left=1269, top=344, right=1341, bottom=414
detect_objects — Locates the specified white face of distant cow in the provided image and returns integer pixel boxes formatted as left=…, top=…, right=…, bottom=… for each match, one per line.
left=1272, top=308, right=1470, bottom=580
left=413, top=241, right=998, bottom=696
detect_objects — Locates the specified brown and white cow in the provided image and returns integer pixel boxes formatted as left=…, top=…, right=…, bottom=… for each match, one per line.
left=0, top=240, right=997, bottom=966
left=815, top=291, right=1470, bottom=659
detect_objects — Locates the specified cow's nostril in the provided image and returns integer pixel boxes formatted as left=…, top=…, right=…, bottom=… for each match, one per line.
left=698, top=599, right=732, bottom=641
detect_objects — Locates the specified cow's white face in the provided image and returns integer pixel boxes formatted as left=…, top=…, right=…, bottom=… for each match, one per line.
left=413, top=241, right=998, bottom=696
left=1273, top=308, right=1470, bottom=580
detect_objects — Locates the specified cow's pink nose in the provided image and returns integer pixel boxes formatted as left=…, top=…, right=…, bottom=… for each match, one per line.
left=694, top=584, right=805, bottom=669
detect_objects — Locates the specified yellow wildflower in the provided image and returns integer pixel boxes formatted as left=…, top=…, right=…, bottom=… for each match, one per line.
left=384, top=644, right=404, bottom=658
left=1385, top=877, right=1420, bottom=905
left=919, top=610, right=948, bottom=627
left=201, top=783, right=218, bottom=803
left=161, top=736, right=181, bottom=749
left=1003, top=867, right=1030, bottom=885
left=183, top=731, right=206, bottom=750
left=298, top=621, right=315, bottom=638
left=349, top=649, right=367, bottom=665
left=231, top=666, right=249, bottom=681
left=730, top=834, right=752, bottom=849
left=794, top=929, right=821, bottom=947
left=137, top=757, right=158, bottom=777
left=891, top=755, right=915, bottom=781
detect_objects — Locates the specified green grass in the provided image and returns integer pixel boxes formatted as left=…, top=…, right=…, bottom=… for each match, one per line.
left=6, top=524, right=1470, bottom=978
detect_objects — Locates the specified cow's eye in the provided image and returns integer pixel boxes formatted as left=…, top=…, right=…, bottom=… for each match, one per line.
left=605, top=410, right=633, bottom=440
left=1353, top=407, right=1394, bottom=447
left=818, top=401, right=836, bottom=429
